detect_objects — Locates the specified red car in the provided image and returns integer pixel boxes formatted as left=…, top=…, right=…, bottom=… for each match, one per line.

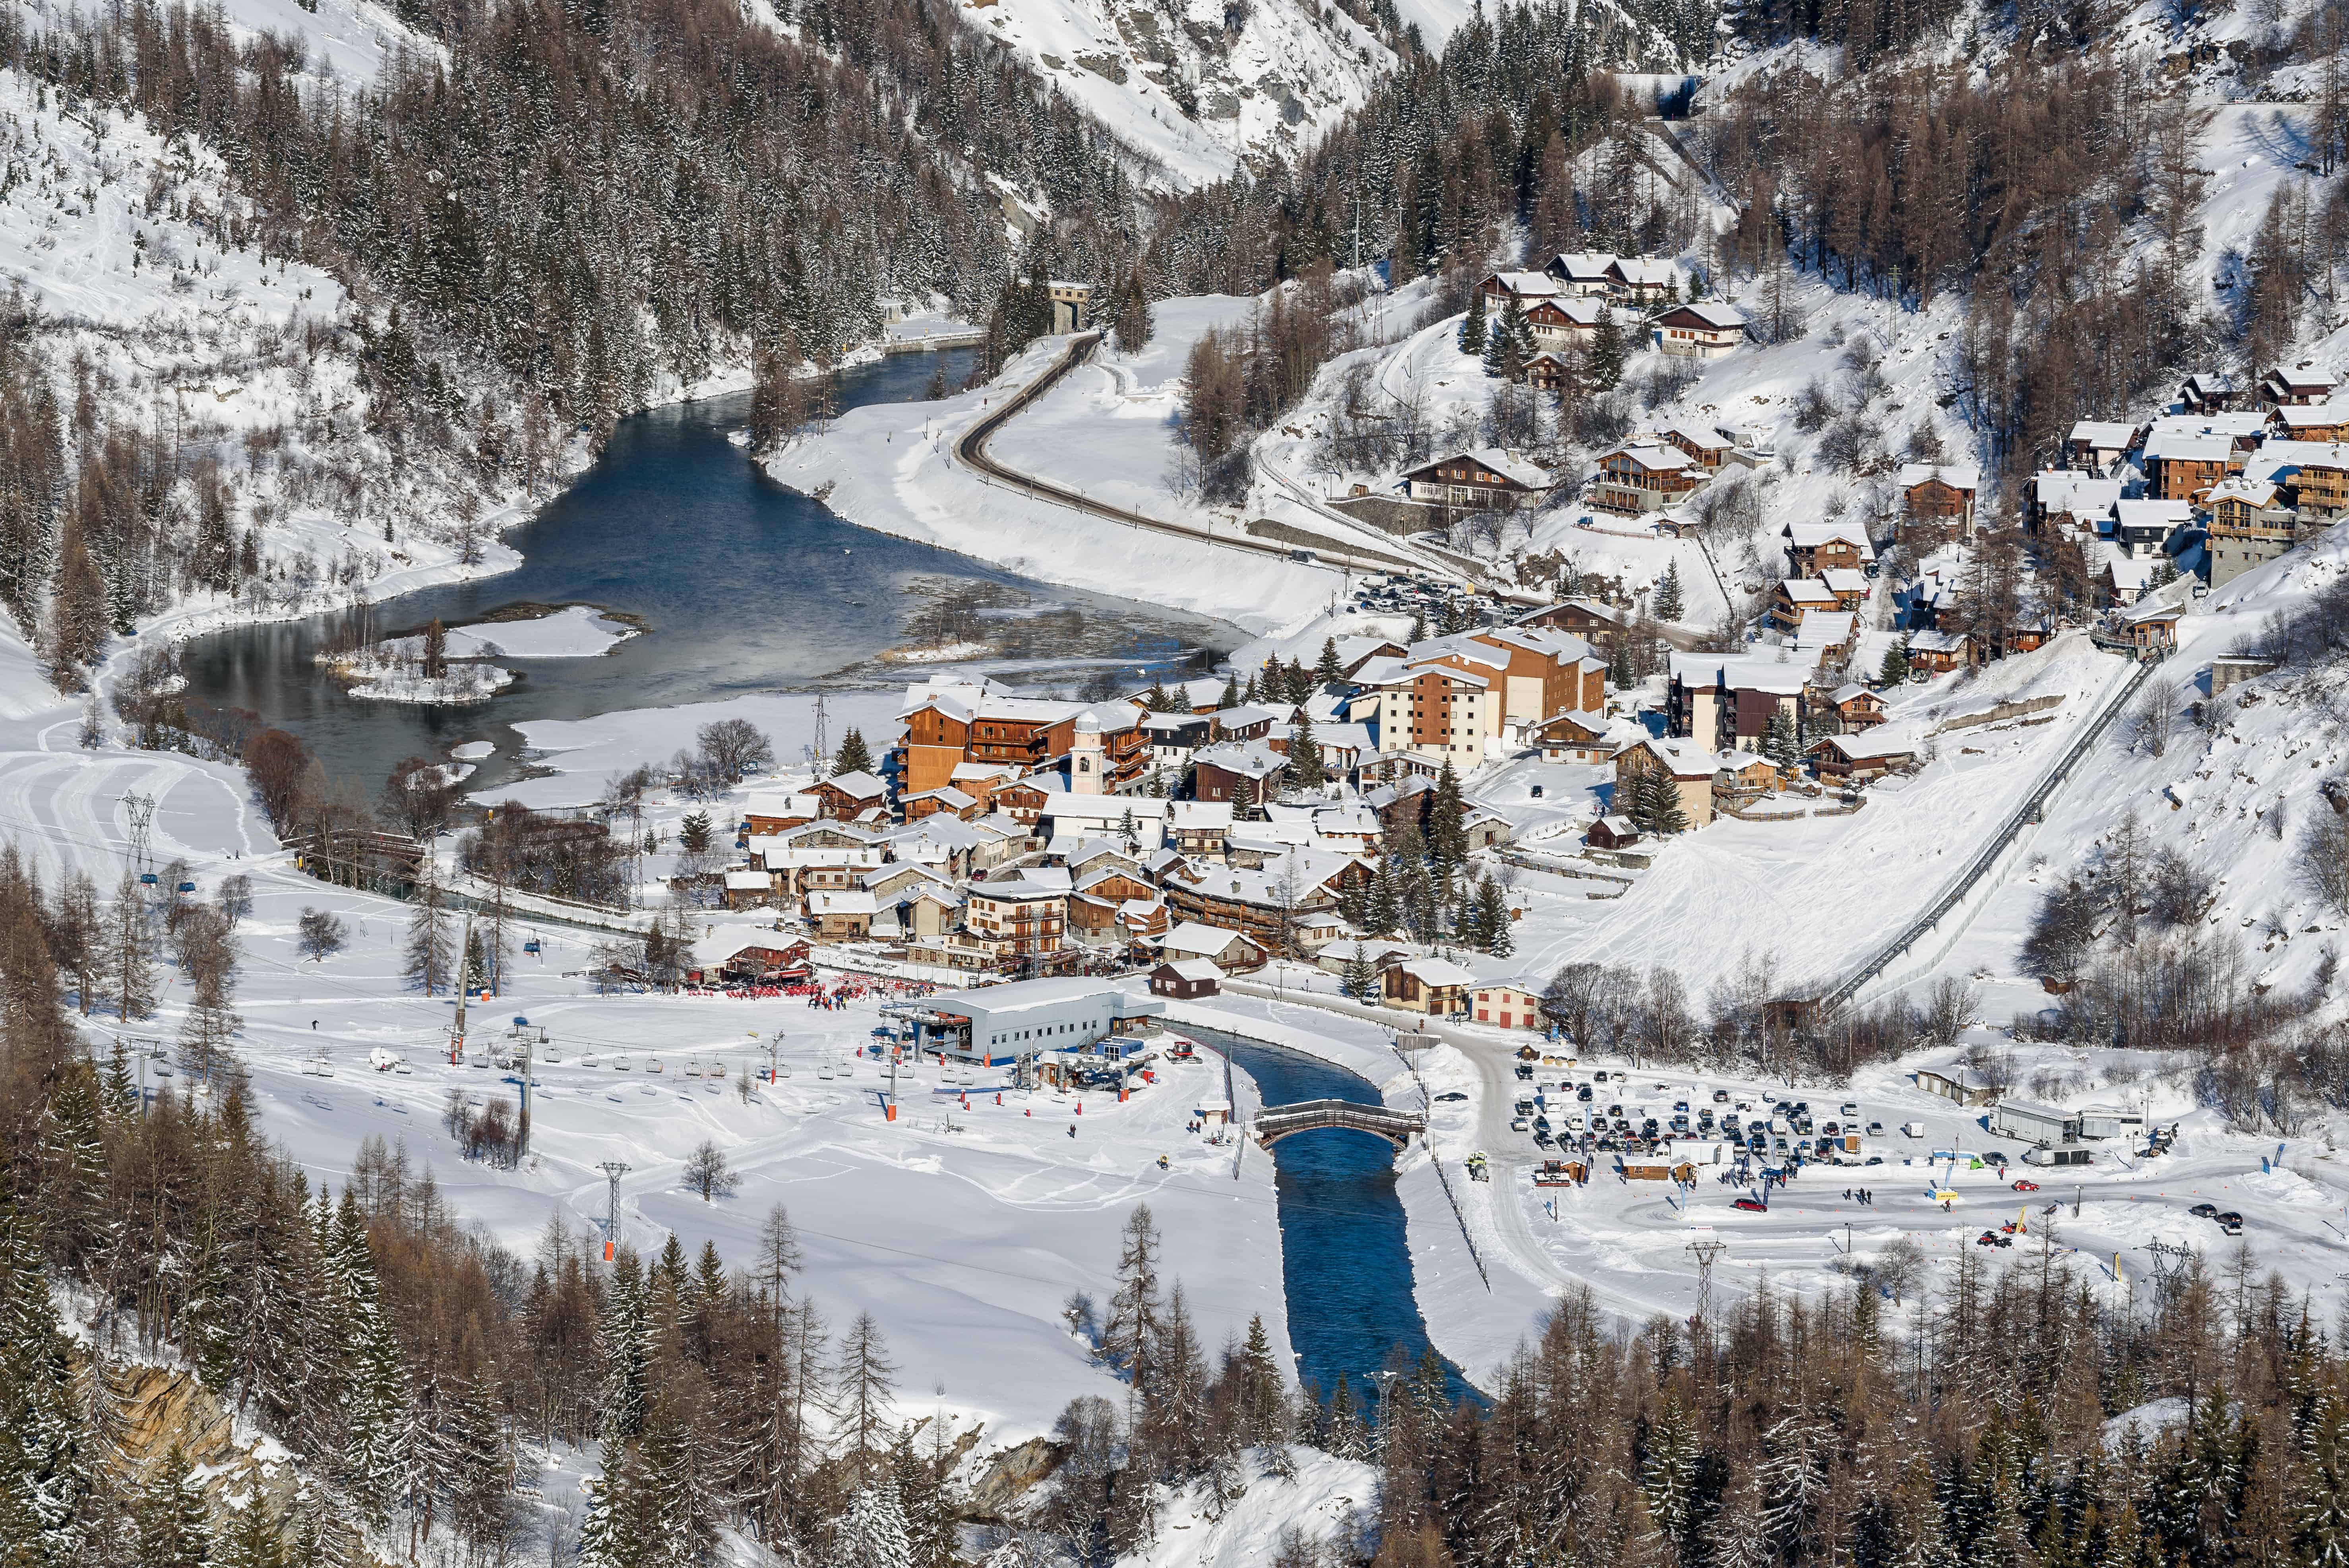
left=1976, top=1231, right=2013, bottom=1248
left=2012, top=1180, right=2040, bottom=1192
left=1732, top=1197, right=1769, bottom=1213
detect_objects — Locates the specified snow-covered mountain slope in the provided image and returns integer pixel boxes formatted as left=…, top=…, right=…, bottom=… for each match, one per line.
left=0, top=65, right=550, bottom=648
left=1930, top=521, right=2349, bottom=1031
left=23, top=0, right=437, bottom=83
left=964, top=0, right=1394, bottom=186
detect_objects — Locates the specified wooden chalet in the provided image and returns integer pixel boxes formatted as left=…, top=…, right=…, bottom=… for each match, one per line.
left=1586, top=814, right=1642, bottom=850
left=1782, top=522, right=1875, bottom=576
left=1905, top=629, right=1975, bottom=675
left=2269, top=403, right=2349, bottom=443
left=2260, top=365, right=2337, bottom=407
left=1809, top=732, right=1915, bottom=785
left=1382, top=956, right=1474, bottom=1016
left=2123, top=604, right=2183, bottom=657
left=808, top=770, right=889, bottom=820
left=1516, top=598, right=1625, bottom=647
left=1533, top=708, right=1611, bottom=763
left=1649, top=301, right=1746, bottom=358
left=1822, top=684, right=1886, bottom=731
left=1590, top=441, right=1705, bottom=515
left=1524, top=297, right=1603, bottom=349
left=1898, top=465, right=1980, bottom=538
left=2179, top=373, right=2241, bottom=414
left=1402, top=450, right=1553, bottom=512
left=1149, top=958, right=1222, bottom=999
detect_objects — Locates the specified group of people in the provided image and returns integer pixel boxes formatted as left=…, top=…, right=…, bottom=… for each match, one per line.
left=1844, top=1187, right=1877, bottom=1206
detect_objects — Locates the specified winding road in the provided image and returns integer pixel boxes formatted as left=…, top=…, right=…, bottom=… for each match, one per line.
left=954, top=333, right=1494, bottom=588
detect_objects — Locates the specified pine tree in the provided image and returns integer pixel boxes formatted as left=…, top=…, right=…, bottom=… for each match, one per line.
left=1880, top=641, right=1911, bottom=685
left=1475, top=877, right=1511, bottom=956
left=1315, top=636, right=1342, bottom=688
left=1460, top=288, right=1488, bottom=356
left=1342, top=944, right=1378, bottom=1002
left=1289, top=714, right=1325, bottom=790
left=109, top=871, right=155, bottom=1021
left=1234, top=1315, right=1289, bottom=1448
left=834, top=728, right=874, bottom=776
left=462, top=927, right=489, bottom=994
left=893, top=1423, right=957, bottom=1568
left=405, top=867, right=453, bottom=996
left=132, top=1447, right=213, bottom=1568
left=1653, top=560, right=1685, bottom=621
left=1218, top=676, right=1240, bottom=709
left=1586, top=310, right=1625, bottom=391
left=0, top=1198, right=96, bottom=1562
left=1113, top=266, right=1155, bottom=352
left=838, top=1473, right=915, bottom=1568
left=1430, top=762, right=1468, bottom=871
left=1762, top=708, right=1802, bottom=773
left=1408, top=612, right=1427, bottom=644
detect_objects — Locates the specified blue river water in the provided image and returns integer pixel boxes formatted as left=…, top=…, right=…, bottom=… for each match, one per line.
left=1189, top=1025, right=1476, bottom=1410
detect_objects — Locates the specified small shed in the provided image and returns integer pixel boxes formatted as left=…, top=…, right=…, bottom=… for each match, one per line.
left=1149, top=958, right=1223, bottom=999
left=1587, top=814, right=1642, bottom=850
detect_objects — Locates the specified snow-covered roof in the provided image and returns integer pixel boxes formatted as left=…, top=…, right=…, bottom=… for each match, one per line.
left=1817, top=730, right=1916, bottom=762
left=1528, top=296, right=1604, bottom=325
left=693, top=926, right=806, bottom=966
left=2271, top=401, right=2349, bottom=431
left=2141, top=430, right=2234, bottom=463
left=1783, top=521, right=1875, bottom=556
left=2035, top=472, right=2122, bottom=515
left=2113, top=499, right=2191, bottom=533
left=1158, top=957, right=1225, bottom=981
left=1484, top=269, right=1561, bottom=298
left=1607, top=440, right=1694, bottom=473
left=807, top=889, right=879, bottom=916
left=1171, top=800, right=1234, bottom=829
left=742, top=791, right=819, bottom=820
left=1160, top=921, right=1265, bottom=958
left=1829, top=683, right=1876, bottom=705
left=1549, top=251, right=1617, bottom=281
left=821, top=769, right=887, bottom=800
left=1656, top=418, right=1731, bottom=449
left=1897, top=463, right=1980, bottom=492
left=1779, top=578, right=1836, bottom=604
left=723, top=869, right=771, bottom=890
left=1397, top=956, right=1476, bottom=985
left=1620, top=736, right=1721, bottom=776
left=2066, top=419, right=2136, bottom=449
left=1907, top=629, right=1971, bottom=653
left=966, top=876, right=1067, bottom=902
left=1820, top=568, right=1871, bottom=594
left=1193, top=740, right=1287, bottom=779
left=1794, top=611, right=1858, bottom=649
left=2105, top=556, right=2155, bottom=591
left=1661, top=300, right=1745, bottom=328
left=2207, top=479, right=2282, bottom=508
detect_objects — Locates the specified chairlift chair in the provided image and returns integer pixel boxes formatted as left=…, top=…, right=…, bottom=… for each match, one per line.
left=582, top=1050, right=601, bottom=1069
left=685, top=1056, right=703, bottom=1078
left=614, top=1052, right=633, bottom=1072
left=817, top=1060, right=834, bottom=1081
left=646, top=1056, right=664, bottom=1074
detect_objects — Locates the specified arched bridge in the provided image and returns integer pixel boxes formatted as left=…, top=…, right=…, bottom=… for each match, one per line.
left=1253, top=1099, right=1425, bottom=1152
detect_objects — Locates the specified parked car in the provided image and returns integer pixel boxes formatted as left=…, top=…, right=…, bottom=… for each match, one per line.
left=1867, top=1121, right=1885, bottom=1136
left=1436, top=1090, right=1468, bottom=1103
left=1840, top=1102, right=1860, bottom=1119
left=2012, top=1180, right=2041, bottom=1192
left=1576, top=1084, right=1592, bottom=1101
left=2189, top=1202, right=2218, bottom=1220
left=1516, top=1063, right=1534, bottom=1079
left=1713, top=1089, right=1730, bottom=1103
left=1732, top=1197, right=1768, bottom=1213
left=1510, top=1117, right=1529, bottom=1132
left=2217, top=1212, right=2243, bottom=1235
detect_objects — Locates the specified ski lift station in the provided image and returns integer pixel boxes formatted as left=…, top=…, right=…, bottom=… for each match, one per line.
left=889, top=977, right=1166, bottom=1069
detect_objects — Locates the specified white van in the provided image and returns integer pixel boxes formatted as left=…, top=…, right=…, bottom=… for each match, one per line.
left=1902, top=1121, right=1927, bottom=1138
